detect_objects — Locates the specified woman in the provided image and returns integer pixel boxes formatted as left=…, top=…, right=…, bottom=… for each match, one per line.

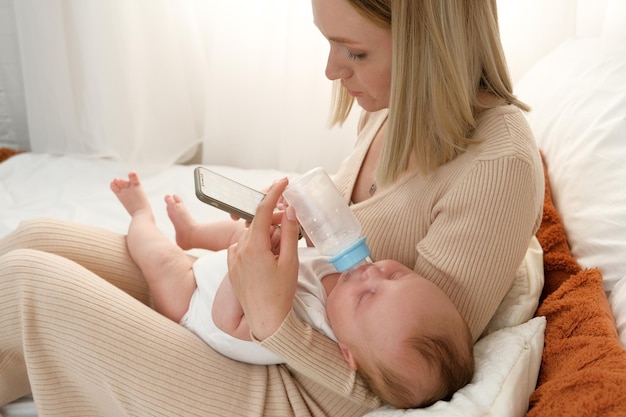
left=0, top=0, right=543, bottom=415
left=326, top=0, right=543, bottom=341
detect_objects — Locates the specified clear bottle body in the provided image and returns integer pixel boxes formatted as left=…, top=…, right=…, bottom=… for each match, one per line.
left=283, top=167, right=371, bottom=272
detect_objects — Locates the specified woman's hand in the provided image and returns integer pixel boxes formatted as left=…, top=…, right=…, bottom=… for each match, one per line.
left=230, top=181, right=287, bottom=253
left=226, top=178, right=300, bottom=341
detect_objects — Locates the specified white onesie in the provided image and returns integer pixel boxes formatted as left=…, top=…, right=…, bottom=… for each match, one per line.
left=180, top=247, right=338, bottom=365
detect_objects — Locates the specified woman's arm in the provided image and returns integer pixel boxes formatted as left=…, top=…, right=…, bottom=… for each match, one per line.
left=416, top=152, right=544, bottom=341
left=226, top=179, right=381, bottom=408
left=260, top=310, right=381, bottom=408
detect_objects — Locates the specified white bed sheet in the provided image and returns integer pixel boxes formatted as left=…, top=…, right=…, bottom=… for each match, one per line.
left=0, top=153, right=291, bottom=242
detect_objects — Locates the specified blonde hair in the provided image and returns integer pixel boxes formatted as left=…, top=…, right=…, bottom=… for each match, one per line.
left=330, top=0, right=529, bottom=185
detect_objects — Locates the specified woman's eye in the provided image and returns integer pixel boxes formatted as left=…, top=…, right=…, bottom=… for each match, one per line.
left=347, top=50, right=366, bottom=61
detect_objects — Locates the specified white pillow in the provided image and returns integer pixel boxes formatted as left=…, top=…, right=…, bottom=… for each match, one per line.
left=366, top=317, right=546, bottom=417
left=482, top=236, right=543, bottom=336
left=609, top=274, right=626, bottom=348
left=515, top=37, right=626, bottom=294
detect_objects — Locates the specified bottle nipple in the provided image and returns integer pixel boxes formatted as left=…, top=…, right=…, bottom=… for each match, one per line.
left=328, top=236, right=372, bottom=272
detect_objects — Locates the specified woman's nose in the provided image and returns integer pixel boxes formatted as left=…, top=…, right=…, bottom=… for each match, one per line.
left=325, top=51, right=351, bottom=81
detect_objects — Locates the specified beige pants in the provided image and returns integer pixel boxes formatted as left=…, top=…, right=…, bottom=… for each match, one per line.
left=0, top=218, right=371, bottom=417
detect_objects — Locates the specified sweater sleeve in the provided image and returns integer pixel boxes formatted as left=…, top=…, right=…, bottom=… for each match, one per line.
left=259, top=310, right=382, bottom=409
left=415, top=153, right=544, bottom=341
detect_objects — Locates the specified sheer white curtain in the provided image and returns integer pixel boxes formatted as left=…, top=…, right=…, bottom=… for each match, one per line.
left=13, top=0, right=207, bottom=165
left=0, top=0, right=28, bottom=150
left=11, top=0, right=358, bottom=172
left=10, top=1, right=616, bottom=171
left=192, top=0, right=358, bottom=173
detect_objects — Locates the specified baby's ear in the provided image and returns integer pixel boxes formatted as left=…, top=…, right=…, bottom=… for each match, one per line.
left=338, top=342, right=358, bottom=371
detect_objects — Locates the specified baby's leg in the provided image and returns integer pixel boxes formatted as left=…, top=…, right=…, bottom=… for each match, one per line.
left=165, top=194, right=200, bottom=250
left=166, top=194, right=244, bottom=251
left=111, top=172, right=196, bottom=322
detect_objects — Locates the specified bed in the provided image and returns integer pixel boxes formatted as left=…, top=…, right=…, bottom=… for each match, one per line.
left=2, top=34, right=626, bottom=417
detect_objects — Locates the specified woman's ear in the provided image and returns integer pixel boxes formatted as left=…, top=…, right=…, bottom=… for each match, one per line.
left=338, top=341, right=358, bottom=371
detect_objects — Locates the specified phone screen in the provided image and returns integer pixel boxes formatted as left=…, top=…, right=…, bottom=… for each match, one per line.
left=194, top=167, right=265, bottom=222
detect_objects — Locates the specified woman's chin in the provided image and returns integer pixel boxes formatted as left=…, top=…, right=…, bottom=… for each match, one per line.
left=355, top=98, right=388, bottom=113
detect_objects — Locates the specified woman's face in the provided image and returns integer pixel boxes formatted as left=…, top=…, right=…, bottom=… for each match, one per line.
left=312, top=0, right=392, bottom=112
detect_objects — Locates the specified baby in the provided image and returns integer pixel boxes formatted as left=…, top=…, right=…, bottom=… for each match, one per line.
left=111, top=172, right=474, bottom=409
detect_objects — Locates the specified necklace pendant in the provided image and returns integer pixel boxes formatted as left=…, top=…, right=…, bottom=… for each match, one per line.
left=369, top=182, right=377, bottom=196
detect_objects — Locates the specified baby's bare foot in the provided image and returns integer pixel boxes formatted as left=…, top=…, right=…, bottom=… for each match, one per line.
left=111, top=172, right=152, bottom=216
left=165, top=194, right=197, bottom=250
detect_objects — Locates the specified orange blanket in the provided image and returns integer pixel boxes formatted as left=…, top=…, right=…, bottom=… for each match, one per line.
left=526, top=157, right=626, bottom=416
left=0, top=147, right=24, bottom=163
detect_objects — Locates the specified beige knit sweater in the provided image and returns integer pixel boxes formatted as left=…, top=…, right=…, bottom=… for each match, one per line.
left=333, top=107, right=544, bottom=341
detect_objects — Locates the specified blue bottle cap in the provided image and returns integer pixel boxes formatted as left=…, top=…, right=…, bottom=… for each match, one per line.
left=328, top=237, right=371, bottom=272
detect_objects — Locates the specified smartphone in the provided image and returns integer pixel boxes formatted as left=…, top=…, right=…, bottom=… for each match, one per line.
left=194, top=167, right=266, bottom=222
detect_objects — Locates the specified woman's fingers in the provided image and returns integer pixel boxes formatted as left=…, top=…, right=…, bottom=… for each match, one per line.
left=225, top=177, right=301, bottom=340
left=247, top=178, right=289, bottom=241
left=277, top=205, right=299, bottom=266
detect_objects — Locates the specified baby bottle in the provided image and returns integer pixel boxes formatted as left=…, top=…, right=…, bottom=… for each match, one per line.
left=283, top=167, right=372, bottom=272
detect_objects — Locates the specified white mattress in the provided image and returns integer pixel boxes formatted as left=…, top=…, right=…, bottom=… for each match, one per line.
left=0, top=153, right=291, bottom=241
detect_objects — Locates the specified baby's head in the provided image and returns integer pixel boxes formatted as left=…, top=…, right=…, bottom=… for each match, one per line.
left=326, top=260, right=474, bottom=409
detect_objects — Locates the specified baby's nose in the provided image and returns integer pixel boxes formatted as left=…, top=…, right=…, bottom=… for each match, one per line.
left=359, top=264, right=382, bottom=282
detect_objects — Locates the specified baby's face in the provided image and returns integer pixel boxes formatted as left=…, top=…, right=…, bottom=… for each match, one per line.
left=326, top=260, right=455, bottom=367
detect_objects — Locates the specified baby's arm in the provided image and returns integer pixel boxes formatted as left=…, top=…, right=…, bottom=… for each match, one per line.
left=212, top=273, right=252, bottom=341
